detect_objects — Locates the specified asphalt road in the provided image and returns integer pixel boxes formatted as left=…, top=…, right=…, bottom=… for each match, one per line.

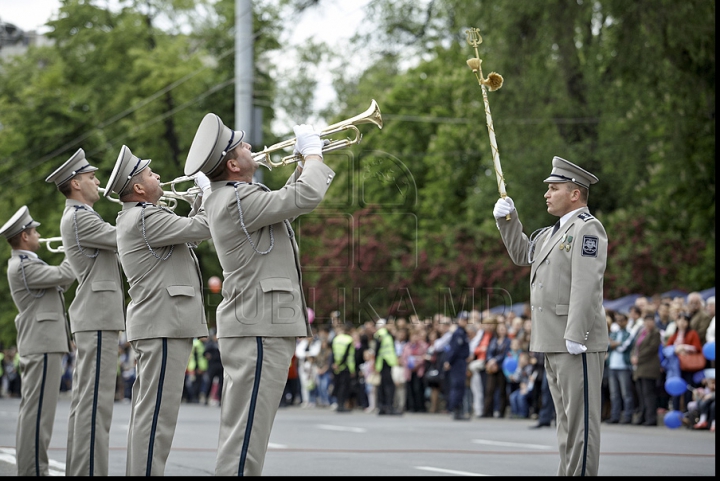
left=0, top=395, right=715, bottom=476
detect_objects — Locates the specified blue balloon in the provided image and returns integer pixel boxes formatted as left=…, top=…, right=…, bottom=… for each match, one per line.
left=502, top=356, right=518, bottom=373
left=663, top=410, right=683, bottom=429
left=702, top=341, right=715, bottom=361
left=693, top=370, right=706, bottom=385
left=664, top=376, right=687, bottom=396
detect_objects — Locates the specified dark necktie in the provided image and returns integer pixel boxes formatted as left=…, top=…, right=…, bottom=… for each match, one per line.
left=551, top=221, right=560, bottom=236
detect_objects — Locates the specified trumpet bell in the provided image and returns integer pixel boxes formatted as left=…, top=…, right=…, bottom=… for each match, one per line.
left=253, top=99, right=383, bottom=170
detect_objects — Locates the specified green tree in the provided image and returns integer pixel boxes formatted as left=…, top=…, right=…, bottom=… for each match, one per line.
left=298, top=0, right=714, bottom=323
left=0, top=0, right=285, bottom=348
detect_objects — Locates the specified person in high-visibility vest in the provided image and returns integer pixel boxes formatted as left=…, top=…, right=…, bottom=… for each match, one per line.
left=186, top=338, right=208, bottom=403
left=373, top=319, right=401, bottom=415
left=331, top=323, right=355, bottom=412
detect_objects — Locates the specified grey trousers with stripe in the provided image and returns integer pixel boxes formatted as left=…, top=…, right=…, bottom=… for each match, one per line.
left=126, top=337, right=192, bottom=476
left=16, top=352, right=62, bottom=476
left=215, top=336, right=295, bottom=476
left=545, top=351, right=605, bottom=476
left=66, top=330, right=120, bottom=476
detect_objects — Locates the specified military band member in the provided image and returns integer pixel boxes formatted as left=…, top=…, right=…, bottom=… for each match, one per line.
left=1, top=206, right=76, bottom=476
left=184, top=114, right=334, bottom=476
left=45, top=148, right=126, bottom=476
left=104, top=145, right=211, bottom=476
left=493, top=156, right=608, bottom=476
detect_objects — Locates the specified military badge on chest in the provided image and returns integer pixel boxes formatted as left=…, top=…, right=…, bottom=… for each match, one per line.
left=582, top=235, right=599, bottom=257
left=559, top=234, right=573, bottom=252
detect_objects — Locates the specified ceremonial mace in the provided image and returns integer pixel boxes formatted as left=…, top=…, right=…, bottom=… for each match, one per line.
left=465, top=28, right=509, bottom=220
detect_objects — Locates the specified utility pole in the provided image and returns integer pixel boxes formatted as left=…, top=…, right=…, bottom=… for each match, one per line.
left=235, top=0, right=262, bottom=182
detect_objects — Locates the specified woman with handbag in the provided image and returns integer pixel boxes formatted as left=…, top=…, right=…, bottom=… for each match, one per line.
left=424, top=329, right=445, bottom=413
left=666, top=313, right=704, bottom=411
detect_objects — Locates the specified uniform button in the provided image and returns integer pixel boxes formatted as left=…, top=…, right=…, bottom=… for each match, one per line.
left=531, top=306, right=535, bottom=311
left=539, top=283, right=543, bottom=289
left=539, top=307, right=543, bottom=312
left=532, top=283, right=535, bottom=288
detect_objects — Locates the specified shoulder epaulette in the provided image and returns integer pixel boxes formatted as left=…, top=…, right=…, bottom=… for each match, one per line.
left=578, top=212, right=594, bottom=222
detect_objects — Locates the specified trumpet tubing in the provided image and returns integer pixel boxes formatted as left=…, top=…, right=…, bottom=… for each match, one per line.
left=98, top=187, right=122, bottom=204
left=156, top=176, right=202, bottom=210
left=39, top=237, right=64, bottom=253
left=253, top=99, right=383, bottom=170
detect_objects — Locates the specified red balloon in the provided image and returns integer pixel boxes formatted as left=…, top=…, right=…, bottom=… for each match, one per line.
left=208, top=276, right=222, bottom=294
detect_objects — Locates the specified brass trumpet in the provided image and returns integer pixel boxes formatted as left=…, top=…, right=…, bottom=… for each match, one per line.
left=39, top=236, right=64, bottom=253
left=158, top=176, right=202, bottom=210
left=253, top=99, right=383, bottom=170
left=98, top=181, right=198, bottom=211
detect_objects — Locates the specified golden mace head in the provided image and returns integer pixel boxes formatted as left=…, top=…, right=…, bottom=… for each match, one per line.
left=465, top=28, right=483, bottom=48
left=465, top=27, right=503, bottom=91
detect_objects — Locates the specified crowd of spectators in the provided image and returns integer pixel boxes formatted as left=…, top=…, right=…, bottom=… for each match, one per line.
left=1, top=292, right=715, bottom=434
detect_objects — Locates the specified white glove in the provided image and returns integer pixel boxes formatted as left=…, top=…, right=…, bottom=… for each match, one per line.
left=493, top=196, right=515, bottom=219
left=566, top=339, right=588, bottom=355
left=193, top=172, right=211, bottom=192
left=293, top=124, right=323, bottom=157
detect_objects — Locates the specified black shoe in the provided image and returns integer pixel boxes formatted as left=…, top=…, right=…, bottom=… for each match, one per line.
left=605, top=419, right=619, bottom=424
left=642, top=421, right=657, bottom=426
left=632, top=419, right=644, bottom=426
left=619, top=419, right=632, bottom=425
left=378, top=409, right=388, bottom=415
left=529, top=423, right=551, bottom=429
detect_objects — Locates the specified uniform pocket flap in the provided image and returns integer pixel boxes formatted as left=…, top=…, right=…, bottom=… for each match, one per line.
left=166, top=285, right=195, bottom=297
left=555, top=304, right=569, bottom=316
left=92, top=281, right=117, bottom=292
left=260, top=277, right=293, bottom=293
left=37, top=312, right=60, bottom=322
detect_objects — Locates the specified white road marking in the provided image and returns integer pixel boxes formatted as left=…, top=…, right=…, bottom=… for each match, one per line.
left=0, top=448, right=65, bottom=476
left=472, top=439, right=553, bottom=450
left=317, top=424, right=367, bottom=433
left=416, top=466, right=490, bottom=476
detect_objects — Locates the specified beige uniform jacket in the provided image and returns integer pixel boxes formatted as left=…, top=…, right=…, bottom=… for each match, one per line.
left=60, top=199, right=125, bottom=332
left=115, top=201, right=210, bottom=341
left=204, top=162, right=335, bottom=339
left=7, top=252, right=75, bottom=355
left=497, top=207, right=608, bottom=353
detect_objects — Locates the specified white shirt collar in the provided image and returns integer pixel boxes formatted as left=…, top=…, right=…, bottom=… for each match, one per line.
left=558, top=207, right=585, bottom=230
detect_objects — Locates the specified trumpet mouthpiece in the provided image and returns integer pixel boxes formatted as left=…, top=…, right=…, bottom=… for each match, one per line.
left=466, top=58, right=481, bottom=72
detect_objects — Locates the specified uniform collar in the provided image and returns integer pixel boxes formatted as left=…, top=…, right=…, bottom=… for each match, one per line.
left=12, top=249, right=39, bottom=260
left=66, top=198, right=95, bottom=211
